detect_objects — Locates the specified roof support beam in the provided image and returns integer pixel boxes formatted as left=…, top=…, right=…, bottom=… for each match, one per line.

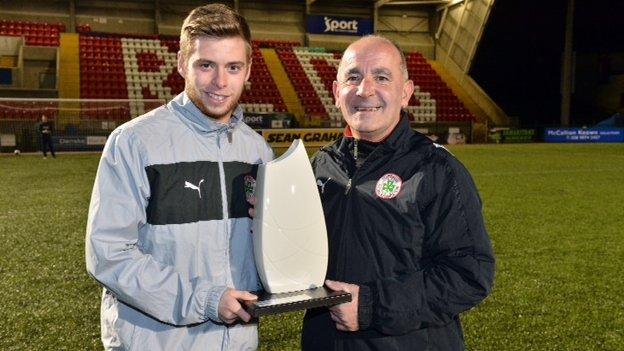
left=375, top=0, right=394, bottom=9
left=380, top=0, right=451, bottom=6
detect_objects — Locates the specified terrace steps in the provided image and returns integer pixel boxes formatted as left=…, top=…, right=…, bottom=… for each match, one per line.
left=261, top=48, right=305, bottom=120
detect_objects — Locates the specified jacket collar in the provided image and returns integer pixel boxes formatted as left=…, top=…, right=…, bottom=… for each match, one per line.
left=381, top=111, right=414, bottom=151
left=168, top=92, right=242, bottom=133
left=340, top=111, right=413, bottom=152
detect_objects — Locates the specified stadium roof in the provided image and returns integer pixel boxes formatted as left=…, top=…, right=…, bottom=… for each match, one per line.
left=306, top=0, right=455, bottom=7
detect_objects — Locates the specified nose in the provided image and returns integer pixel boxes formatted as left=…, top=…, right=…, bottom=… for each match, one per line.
left=213, top=67, right=227, bottom=88
left=356, top=76, right=374, bottom=97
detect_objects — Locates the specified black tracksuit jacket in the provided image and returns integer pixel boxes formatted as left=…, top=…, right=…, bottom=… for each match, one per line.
left=302, top=116, right=495, bottom=351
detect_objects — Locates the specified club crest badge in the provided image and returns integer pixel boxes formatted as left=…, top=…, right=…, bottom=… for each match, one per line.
left=244, top=175, right=256, bottom=201
left=375, top=173, right=402, bottom=199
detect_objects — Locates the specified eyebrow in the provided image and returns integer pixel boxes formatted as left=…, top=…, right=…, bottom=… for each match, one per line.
left=195, top=59, right=246, bottom=66
left=344, top=68, right=361, bottom=76
left=372, top=68, right=392, bottom=76
left=343, top=67, right=392, bottom=77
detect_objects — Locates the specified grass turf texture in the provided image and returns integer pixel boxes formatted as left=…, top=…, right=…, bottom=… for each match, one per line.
left=0, top=143, right=623, bottom=350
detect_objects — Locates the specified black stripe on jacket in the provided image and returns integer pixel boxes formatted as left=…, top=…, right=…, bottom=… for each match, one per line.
left=145, top=161, right=258, bottom=225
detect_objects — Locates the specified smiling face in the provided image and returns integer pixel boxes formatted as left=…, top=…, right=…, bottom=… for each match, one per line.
left=177, top=36, right=251, bottom=124
left=333, top=37, right=414, bottom=142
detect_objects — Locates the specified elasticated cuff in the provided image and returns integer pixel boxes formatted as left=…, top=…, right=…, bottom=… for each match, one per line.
left=204, top=285, right=229, bottom=323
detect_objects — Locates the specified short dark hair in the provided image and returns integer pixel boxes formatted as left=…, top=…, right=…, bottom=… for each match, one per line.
left=179, top=3, right=251, bottom=60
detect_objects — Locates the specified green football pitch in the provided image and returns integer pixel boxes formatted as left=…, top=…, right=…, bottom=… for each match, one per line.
left=1, top=143, right=623, bottom=350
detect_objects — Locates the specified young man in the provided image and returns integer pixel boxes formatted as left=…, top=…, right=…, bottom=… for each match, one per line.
left=302, top=35, right=495, bottom=350
left=38, top=115, right=56, bottom=158
left=85, top=4, right=272, bottom=350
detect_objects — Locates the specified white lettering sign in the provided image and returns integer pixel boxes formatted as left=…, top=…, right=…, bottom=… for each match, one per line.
left=324, top=16, right=358, bottom=34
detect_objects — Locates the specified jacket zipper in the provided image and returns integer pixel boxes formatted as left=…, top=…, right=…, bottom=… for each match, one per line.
left=344, top=179, right=352, bottom=195
left=344, top=138, right=358, bottom=195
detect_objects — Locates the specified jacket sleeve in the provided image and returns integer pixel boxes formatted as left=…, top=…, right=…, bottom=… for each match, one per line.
left=85, top=128, right=227, bottom=326
left=358, top=151, right=495, bottom=335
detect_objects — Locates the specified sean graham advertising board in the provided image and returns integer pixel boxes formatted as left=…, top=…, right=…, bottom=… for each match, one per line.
left=262, top=128, right=343, bottom=147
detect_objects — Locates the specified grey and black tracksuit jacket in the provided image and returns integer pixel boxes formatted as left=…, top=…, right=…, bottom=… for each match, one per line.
left=302, top=116, right=495, bottom=351
left=86, top=93, right=273, bottom=350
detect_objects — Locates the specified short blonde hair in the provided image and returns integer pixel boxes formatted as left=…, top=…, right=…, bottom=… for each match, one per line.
left=179, top=3, right=251, bottom=61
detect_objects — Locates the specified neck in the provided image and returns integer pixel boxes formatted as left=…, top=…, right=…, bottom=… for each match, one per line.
left=348, top=118, right=401, bottom=142
left=211, top=114, right=231, bottom=125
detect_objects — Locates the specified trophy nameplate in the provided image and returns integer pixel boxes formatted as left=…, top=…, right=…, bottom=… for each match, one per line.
left=248, top=139, right=351, bottom=317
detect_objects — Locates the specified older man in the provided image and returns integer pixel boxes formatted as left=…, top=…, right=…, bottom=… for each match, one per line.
left=85, top=4, right=272, bottom=350
left=302, top=35, right=495, bottom=350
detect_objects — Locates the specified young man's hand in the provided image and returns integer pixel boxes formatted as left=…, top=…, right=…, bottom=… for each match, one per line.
left=218, top=288, right=257, bottom=324
left=325, top=280, right=360, bottom=331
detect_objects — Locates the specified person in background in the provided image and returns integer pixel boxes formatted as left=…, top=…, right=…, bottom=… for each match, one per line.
left=38, top=114, right=56, bottom=158
left=302, top=35, right=495, bottom=351
left=85, top=3, right=272, bottom=350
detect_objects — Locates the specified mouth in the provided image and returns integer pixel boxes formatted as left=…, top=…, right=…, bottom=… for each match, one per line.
left=206, top=92, right=229, bottom=103
left=354, top=106, right=382, bottom=112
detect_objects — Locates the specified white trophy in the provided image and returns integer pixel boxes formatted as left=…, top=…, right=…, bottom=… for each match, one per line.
left=247, top=139, right=351, bottom=317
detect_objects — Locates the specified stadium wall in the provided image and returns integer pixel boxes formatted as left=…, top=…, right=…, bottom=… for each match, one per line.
left=242, top=1, right=306, bottom=43
left=0, top=39, right=58, bottom=98
left=306, top=4, right=435, bottom=57
left=377, top=7, right=434, bottom=57
left=1, top=0, right=491, bottom=151
left=0, top=1, right=68, bottom=29
left=21, top=46, right=57, bottom=90
left=0, top=36, right=22, bottom=88
left=1, top=1, right=439, bottom=57
left=74, top=0, right=155, bottom=35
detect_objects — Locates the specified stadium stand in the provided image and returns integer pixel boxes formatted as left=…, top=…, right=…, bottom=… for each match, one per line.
left=293, top=47, right=342, bottom=126
left=405, top=52, right=474, bottom=123
left=78, top=34, right=292, bottom=117
left=1, top=0, right=512, bottom=154
left=239, top=44, right=287, bottom=114
left=276, top=46, right=327, bottom=121
left=4, top=31, right=474, bottom=125
left=0, top=19, right=64, bottom=47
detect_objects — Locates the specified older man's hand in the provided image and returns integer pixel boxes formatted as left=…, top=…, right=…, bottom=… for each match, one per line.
left=325, top=279, right=360, bottom=331
left=247, top=195, right=256, bottom=218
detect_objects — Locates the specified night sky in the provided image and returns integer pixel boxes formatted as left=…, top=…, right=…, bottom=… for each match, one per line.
left=470, top=0, right=624, bottom=127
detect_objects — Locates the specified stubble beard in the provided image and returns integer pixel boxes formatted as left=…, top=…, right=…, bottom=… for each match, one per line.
left=186, top=85, right=242, bottom=122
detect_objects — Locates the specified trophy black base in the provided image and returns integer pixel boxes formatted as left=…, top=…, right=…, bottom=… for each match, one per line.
left=245, top=286, right=352, bottom=317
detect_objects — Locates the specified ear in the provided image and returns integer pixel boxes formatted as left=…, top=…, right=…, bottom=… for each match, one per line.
left=177, top=51, right=186, bottom=78
left=401, top=79, right=415, bottom=108
left=333, top=80, right=340, bottom=107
